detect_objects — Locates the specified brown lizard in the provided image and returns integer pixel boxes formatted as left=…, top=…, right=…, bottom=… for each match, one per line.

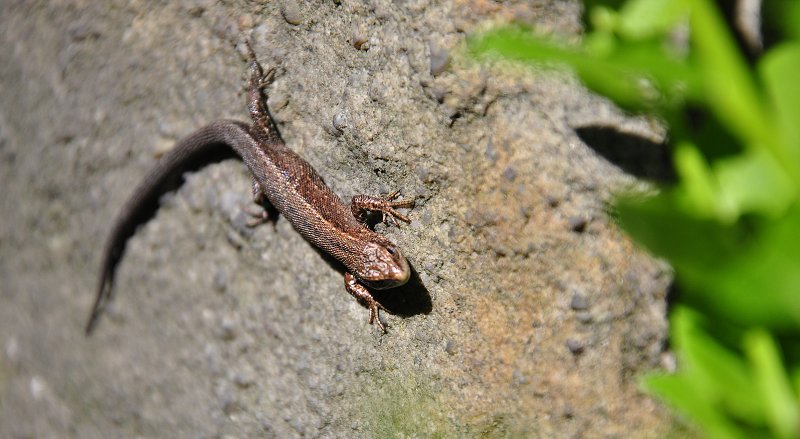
left=86, top=44, right=413, bottom=334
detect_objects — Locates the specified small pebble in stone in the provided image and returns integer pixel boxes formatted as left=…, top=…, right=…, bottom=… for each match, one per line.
left=423, top=262, right=437, bottom=274
left=485, top=137, right=499, bottom=162
left=231, top=366, right=256, bottom=389
left=237, top=14, right=254, bottom=30
left=568, top=215, right=588, bottom=233
left=184, top=0, right=207, bottom=17
left=332, top=112, right=347, bottom=133
left=566, top=339, right=584, bottom=355
left=213, top=17, right=238, bottom=41
left=429, top=43, right=450, bottom=76
left=444, top=339, right=456, bottom=355
left=576, top=312, right=593, bottom=324
left=226, top=230, right=246, bottom=250
left=68, top=23, right=100, bottom=41
left=213, top=268, right=228, bottom=293
left=351, top=25, right=369, bottom=50
left=430, top=86, right=446, bottom=103
left=221, top=397, right=240, bottom=416
left=369, top=85, right=385, bottom=103
left=502, top=166, right=517, bottom=182
left=219, top=319, right=236, bottom=341
left=281, top=0, right=302, bottom=25
left=570, top=292, right=589, bottom=311
left=493, top=243, right=511, bottom=257
left=519, top=204, right=532, bottom=219
left=5, top=337, right=19, bottom=366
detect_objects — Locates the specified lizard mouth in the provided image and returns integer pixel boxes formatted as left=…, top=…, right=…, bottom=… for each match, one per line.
left=364, top=258, right=410, bottom=290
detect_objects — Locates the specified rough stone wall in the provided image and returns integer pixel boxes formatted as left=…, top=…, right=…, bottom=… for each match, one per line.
left=0, top=0, right=674, bottom=437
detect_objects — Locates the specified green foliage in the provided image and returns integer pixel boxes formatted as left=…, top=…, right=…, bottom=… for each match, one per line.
left=469, top=1, right=800, bottom=437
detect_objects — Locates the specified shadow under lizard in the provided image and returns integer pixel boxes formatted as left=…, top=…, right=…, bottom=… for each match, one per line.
left=85, top=45, right=413, bottom=334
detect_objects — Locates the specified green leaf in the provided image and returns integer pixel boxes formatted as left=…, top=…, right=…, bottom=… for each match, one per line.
left=588, top=6, right=619, bottom=33
left=714, top=149, right=796, bottom=218
left=743, top=330, right=800, bottom=438
left=759, top=43, right=800, bottom=178
left=468, top=28, right=641, bottom=108
left=698, top=207, right=800, bottom=328
left=794, top=368, right=800, bottom=402
left=467, top=27, right=698, bottom=112
left=672, top=140, right=728, bottom=218
left=642, top=308, right=759, bottom=439
left=617, top=0, right=690, bottom=38
left=763, top=1, right=800, bottom=41
left=600, top=40, right=700, bottom=98
left=689, top=1, right=780, bottom=159
left=643, top=374, right=748, bottom=439
left=674, top=308, right=765, bottom=422
left=616, top=196, right=800, bottom=328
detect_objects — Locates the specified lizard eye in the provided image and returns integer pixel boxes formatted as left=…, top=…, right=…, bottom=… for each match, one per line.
left=386, top=246, right=397, bottom=256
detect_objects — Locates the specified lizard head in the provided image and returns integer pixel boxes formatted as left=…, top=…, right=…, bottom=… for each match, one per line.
left=357, top=241, right=410, bottom=289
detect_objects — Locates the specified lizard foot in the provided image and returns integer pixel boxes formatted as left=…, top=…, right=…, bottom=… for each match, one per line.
left=350, top=191, right=415, bottom=227
left=344, top=272, right=388, bottom=333
left=243, top=206, right=268, bottom=227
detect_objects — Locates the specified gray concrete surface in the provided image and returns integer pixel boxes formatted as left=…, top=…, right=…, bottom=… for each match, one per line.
left=0, top=0, right=676, bottom=437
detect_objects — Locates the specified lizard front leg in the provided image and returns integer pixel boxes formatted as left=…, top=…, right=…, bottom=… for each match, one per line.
left=344, top=272, right=387, bottom=332
left=350, top=190, right=414, bottom=226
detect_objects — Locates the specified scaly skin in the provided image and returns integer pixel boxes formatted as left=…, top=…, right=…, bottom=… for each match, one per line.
left=86, top=44, right=413, bottom=334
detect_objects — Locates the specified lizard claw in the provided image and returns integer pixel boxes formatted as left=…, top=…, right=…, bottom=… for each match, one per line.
left=257, top=66, right=276, bottom=90
left=381, top=191, right=413, bottom=226
left=368, top=300, right=388, bottom=333
left=381, top=207, right=408, bottom=226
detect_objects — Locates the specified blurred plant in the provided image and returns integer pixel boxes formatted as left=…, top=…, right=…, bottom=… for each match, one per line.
left=469, top=1, right=800, bottom=437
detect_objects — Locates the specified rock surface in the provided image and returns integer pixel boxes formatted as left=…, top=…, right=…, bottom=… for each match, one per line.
left=0, top=0, right=674, bottom=437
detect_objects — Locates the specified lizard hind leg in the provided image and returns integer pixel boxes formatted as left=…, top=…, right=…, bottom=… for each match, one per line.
left=244, top=179, right=277, bottom=228
left=344, top=273, right=387, bottom=332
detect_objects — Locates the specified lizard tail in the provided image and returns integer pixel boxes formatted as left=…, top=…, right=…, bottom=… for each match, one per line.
left=85, top=120, right=254, bottom=335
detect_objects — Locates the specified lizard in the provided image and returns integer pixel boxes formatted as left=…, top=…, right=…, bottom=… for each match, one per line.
left=85, top=43, right=413, bottom=334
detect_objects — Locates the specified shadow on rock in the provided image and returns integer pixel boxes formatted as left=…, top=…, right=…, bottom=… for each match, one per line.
left=373, top=263, right=432, bottom=318
left=575, top=125, right=675, bottom=184
left=315, top=249, right=432, bottom=319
